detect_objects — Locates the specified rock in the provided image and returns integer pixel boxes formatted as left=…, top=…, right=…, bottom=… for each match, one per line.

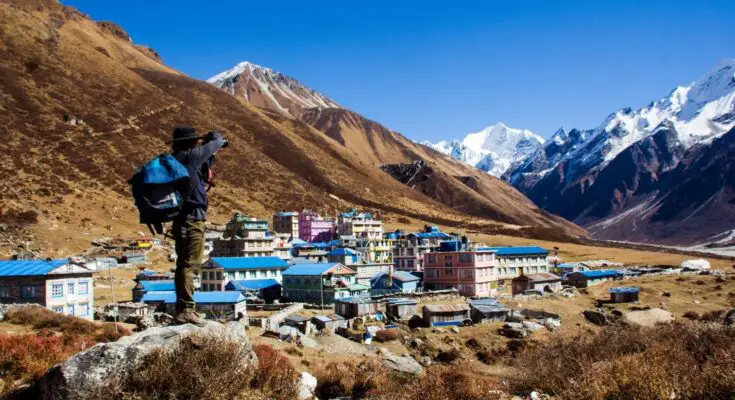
left=420, top=356, right=433, bottom=366
left=624, top=308, right=673, bottom=327
left=662, top=292, right=672, bottom=297
left=34, top=321, right=255, bottom=399
left=133, top=312, right=173, bottom=331
left=583, top=309, right=608, bottom=326
left=500, top=322, right=528, bottom=338
left=522, top=321, right=544, bottom=332
left=410, top=338, right=423, bottom=348
left=506, top=310, right=525, bottom=322
left=450, top=326, right=460, bottom=333
left=297, top=371, right=317, bottom=400
left=724, top=309, right=735, bottom=326
left=380, top=348, right=424, bottom=375
left=543, top=318, right=561, bottom=332
left=680, top=259, right=711, bottom=271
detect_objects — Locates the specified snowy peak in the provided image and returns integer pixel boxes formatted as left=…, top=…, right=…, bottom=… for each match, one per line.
left=423, top=122, right=543, bottom=177
left=207, top=61, right=341, bottom=118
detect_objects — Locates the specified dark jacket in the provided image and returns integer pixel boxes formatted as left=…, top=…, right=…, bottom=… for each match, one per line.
left=173, top=132, right=225, bottom=220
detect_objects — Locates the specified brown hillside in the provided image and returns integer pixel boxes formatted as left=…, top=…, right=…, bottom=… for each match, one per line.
left=0, top=1, right=583, bottom=257
left=301, top=108, right=586, bottom=237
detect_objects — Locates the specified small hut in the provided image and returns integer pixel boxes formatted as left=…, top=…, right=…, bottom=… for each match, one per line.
left=311, top=314, right=347, bottom=332
left=385, top=298, right=418, bottom=320
left=334, top=297, right=382, bottom=319
left=422, top=304, right=470, bottom=327
left=609, top=287, right=639, bottom=303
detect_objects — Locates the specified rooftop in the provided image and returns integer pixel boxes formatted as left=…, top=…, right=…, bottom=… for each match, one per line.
left=225, top=279, right=281, bottom=291
left=138, top=280, right=175, bottom=291
left=609, top=287, right=640, bottom=293
left=0, top=259, right=71, bottom=277
left=423, top=304, right=470, bottom=313
left=371, top=271, right=420, bottom=283
left=516, top=272, right=561, bottom=282
left=141, top=291, right=246, bottom=304
left=327, top=248, right=360, bottom=256
left=476, top=246, right=549, bottom=256
left=210, top=257, right=288, bottom=270
left=570, top=270, right=622, bottom=279
left=283, top=263, right=347, bottom=276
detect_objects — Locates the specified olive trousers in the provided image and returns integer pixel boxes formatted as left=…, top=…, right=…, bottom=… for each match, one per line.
left=172, top=219, right=205, bottom=314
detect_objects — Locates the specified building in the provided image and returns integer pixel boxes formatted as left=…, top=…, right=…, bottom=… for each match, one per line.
left=334, top=297, right=382, bottom=319
left=349, top=263, right=393, bottom=287
left=201, top=257, right=289, bottom=291
left=468, top=298, right=509, bottom=324
left=327, top=248, right=362, bottom=265
left=370, top=271, right=420, bottom=295
left=552, top=262, right=587, bottom=276
left=337, top=209, right=384, bottom=239
left=0, top=259, right=95, bottom=320
left=225, top=279, right=282, bottom=303
left=566, top=270, right=623, bottom=288
left=282, top=263, right=368, bottom=304
left=311, top=314, right=347, bottom=332
left=272, top=211, right=299, bottom=239
left=292, top=242, right=332, bottom=259
left=511, top=273, right=562, bottom=295
left=423, top=245, right=498, bottom=297
left=272, top=234, right=294, bottom=262
left=298, top=211, right=336, bottom=243
left=477, top=246, right=550, bottom=291
left=213, top=213, right=274, bottom=257
left=422, top=304, right=471, bottom=327
left=392, top=228, right=452, bottom=272
left=132, top=279, right=175, bottom=302
left=356, top=237, right=394, bottom=264
left=385, top=298, right=418, bottom=320
left=609, top=287, right=640, bottom=303
left=141, top=291, right=246, bottom=320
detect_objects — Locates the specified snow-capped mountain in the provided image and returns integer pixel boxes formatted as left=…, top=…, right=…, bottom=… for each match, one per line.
left=507, top=59, right=735, bottom=245
left=423, top=122, right=544, bottom=177
left=207, top=61, right=341, bottom=118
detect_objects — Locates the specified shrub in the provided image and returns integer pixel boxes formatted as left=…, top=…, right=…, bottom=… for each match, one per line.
left=374, top=329, right=399, bottom=342
left=435, top=348, right=461, bottom=363
left=510, top=323, right=735, bottom=399
left=389, top=367, right=501, bottom=400
left=252, top=343, right=299, bottom=399
left=4, top=306, right=97, bottom=335
left=683, top=311, right=701, bottom=320
left=700, top=309, right=726, bottom=323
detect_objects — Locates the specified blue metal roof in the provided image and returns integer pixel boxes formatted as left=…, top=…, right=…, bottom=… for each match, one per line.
left=327, top=248, right=359, bottom=256
left=141, top=291, right=246, bottom=304
left=303, top=242, right=331, bottom=249
left=412, top=232, right=452, bottom=239
left=138, top=280, right=175, bottom=291
left=609, top=287, right=639, bottom=293
left=291, top=238, right=307, bottom=246
left=555, top=263, right=579, bottom=269
left=0, top=259, right=69, bottom=277
left=211, top=257, right=288, bottom=270
left=225, top=279, right=281, bottom=291
left=275, top=212, right=298, bottom=217
left=283, top=263, right=345, bottom=276
left=477, top=246, right=549, bottom=256
left=571, top=270, right=622, bottom=279
left=371, top=271, right=419, bottom=284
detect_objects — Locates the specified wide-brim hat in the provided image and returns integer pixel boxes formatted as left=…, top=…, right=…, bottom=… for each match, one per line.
left=168, top=125, right=203, bottom=143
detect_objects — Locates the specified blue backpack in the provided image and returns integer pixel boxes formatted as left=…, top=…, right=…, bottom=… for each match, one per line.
left=129, top=154, right=190, bottom=235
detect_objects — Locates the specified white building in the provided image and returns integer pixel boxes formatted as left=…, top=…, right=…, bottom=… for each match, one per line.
left=337, top=209, right=383, bottom=239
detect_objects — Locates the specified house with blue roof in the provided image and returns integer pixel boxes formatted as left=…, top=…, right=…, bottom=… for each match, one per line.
left=551, top=262, right=588, bottom=276
left=0, top=259, right=95, bottom=320
left=272, top=211, right=299, bottom=239
left=141, top=291, right=247, bottom=320
left=132, top=279, right=175, bottom=302
left=282, top=263, right=367, bottom=304
left=370, top=271, right=420, bottom=295
left=476, top=246, right=551, bottom=288
left=566, top=269, right=623, bottom=288
left=201, top=257, right=289, bottom=296
left=327, top=248, right=361, bottom=265
left=225, top=279, right=281, bottom=303
left=393, top=226, right=453, bottom=272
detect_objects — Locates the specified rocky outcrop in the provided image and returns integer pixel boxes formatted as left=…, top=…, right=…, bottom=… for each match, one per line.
left=380, top=348, right=424, bottom=375
left=32, top=321, right=256, bottom=400
left=624, top=308, right=673, bottom=327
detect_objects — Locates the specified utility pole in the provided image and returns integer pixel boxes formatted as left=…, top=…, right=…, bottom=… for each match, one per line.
left=107, top=261, right=119, bottom=334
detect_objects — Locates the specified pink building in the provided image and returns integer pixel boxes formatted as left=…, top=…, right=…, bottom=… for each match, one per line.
left=423, top=248, right=497, bottom=297
left=298, top=211, right=336, bottom=243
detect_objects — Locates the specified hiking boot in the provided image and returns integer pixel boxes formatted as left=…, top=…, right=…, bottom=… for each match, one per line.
left=174, top=310, right=207, bottom=327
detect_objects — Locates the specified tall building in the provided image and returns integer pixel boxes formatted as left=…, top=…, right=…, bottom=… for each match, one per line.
left=272, top=211, right=299, bottom=239
left=392, top=226, right=452, bottom=272
left=298, top=211, right=336, bottom=243
left=213, top=213, right=274, bottom=257
left=422, top=242, right=498, bottom=297
left=337, top=209, right=383, bottom=239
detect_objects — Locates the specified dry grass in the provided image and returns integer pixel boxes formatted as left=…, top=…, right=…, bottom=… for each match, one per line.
left=2, top=306, right=129, bottom=342
left=510, top=323, right=735, bottom=399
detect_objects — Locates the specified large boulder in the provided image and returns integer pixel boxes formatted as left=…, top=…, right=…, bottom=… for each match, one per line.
left=380, top=348, right=424, bottom=375
left=33, top=321, right=255, bottom=399
left=297, top=371, right=318, bottom=400
left=624, top=308, right=673, bottom=327
left=725, top=309, right=735, bottom=327
left=500, top=322, right=528, bottom=338
left=679, top=259, right=711, bottom=271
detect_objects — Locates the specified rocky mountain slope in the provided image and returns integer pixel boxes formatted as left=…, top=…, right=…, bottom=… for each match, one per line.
left=507, top=60, right=735, bottom=245
left=0, top=0, right=584, bottom=256
left=207, top=61, right=340, bottom=119
left=423, top=122, right=544, bottom=177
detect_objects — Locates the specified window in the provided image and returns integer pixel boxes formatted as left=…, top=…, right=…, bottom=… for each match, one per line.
left=248, top=271, right=256, bottom=279
left=217, top=271, right=223, bottom=280
left=283, top=277, right=290, bottom=285
left=67, top=282, right=75, bottom=295
left=80, top=303, right=89, bottom=316
left=0, top=286, right=9, bottom=298
left=78, top=281, right=89, bottom=295
left=21, top=286, right=36, bottom=298
left=444, top=257, right=453, bottom=267
left=444, top=268, right=454, bottom=276
left=52, top=306, right=64, bottom=314
left=428, top=255, right=437, bottom=264
left=462, top=269, right=474, bottom=278
left=51, top=284, right=63, bottom=298
left=238, top=271, right=246, bottom=279
left=459, top=254, right=472, bottom=263
left=67, top=305, right=75, bottom=315
left=269, top=270, right=276, bottom=277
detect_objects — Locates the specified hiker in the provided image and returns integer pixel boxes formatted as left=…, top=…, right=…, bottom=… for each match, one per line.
left=169, top=125, right=227, bottom=326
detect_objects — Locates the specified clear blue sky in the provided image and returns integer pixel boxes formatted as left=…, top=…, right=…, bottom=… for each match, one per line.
left=64, top=0, right=734, bottom=142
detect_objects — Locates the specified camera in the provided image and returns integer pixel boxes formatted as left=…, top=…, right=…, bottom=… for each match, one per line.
left=204, top=130, right=229, bottom=148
